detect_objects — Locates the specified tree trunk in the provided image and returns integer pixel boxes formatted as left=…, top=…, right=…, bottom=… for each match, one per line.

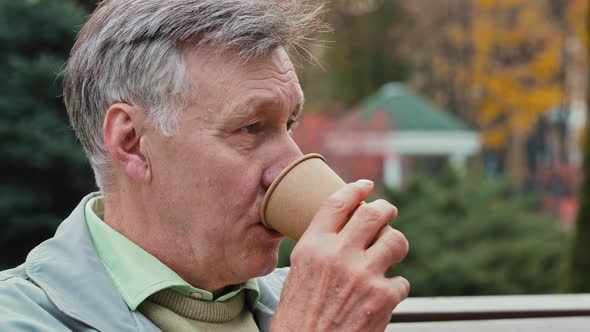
left=566, top=3, right=590, bottom=293
left=567, top=115, right=590, bottom=292
left=506, top=127, right=528, bottom=193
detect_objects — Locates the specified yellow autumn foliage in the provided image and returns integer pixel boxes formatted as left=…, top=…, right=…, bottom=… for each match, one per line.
left=567, top=0, right=588, bottom=49
left=402, top=0, right=586, bottom=154
left=472, top=0, right=565, bottom=148
left=483, top=125, right=508, bottom=148
left=446, top=23, right=466, bottom=47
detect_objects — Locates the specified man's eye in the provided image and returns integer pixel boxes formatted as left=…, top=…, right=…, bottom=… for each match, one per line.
left=241, top=123, right=261, bottom=134
left=287, top=119, right=299, bottom=131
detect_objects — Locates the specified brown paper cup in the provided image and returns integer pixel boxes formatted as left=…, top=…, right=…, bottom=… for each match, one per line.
left=260, top=153, right=346, bottom=240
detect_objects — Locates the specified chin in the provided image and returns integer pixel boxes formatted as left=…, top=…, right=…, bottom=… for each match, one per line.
left=238, top=245, right=281, bottom=280
left=257, top=256, right=279, bottom=277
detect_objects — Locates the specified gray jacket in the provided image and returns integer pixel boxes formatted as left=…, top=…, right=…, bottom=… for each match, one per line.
left=0, top=193, right=286, bottom=331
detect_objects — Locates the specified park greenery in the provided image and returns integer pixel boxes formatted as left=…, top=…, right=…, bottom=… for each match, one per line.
left=1, top=0, right=588, bottom=295
left=279, top=170, right=569, bottom=296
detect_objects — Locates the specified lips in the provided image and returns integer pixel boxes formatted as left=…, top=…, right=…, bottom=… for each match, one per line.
left=259, top=221, right=284, bottom=238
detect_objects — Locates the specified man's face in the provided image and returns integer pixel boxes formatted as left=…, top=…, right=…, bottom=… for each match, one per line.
left=144, top=47, right=303, bottom=286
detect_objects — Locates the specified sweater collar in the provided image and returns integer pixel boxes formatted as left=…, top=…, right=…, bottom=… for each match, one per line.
left=144, top=288, right=247, bottom=323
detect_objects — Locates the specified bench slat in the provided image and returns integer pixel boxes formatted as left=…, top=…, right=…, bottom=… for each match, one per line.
left=387, top=316, right=590, bottom=332
left=391, top=294, right=590, bottom=322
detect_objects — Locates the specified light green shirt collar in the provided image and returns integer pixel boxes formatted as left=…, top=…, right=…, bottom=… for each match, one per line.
left=85, top=196, right=259, bottom=311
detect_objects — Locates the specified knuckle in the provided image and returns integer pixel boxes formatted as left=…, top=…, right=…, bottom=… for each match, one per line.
left=378, top=287, right=399, bottom=306
left=371, top=228, right=409, bottom=268
left=391, top=228, right=408, bottom=245
left=375, top=285, right=393, bottom=304
left=389, top=229, right=409, bottom=258
left=322, top=195, right=348, bottom=215
left=358, top=203, right=383, bottom=220
left=325, top=182, right=363, bottom=206
left=377, top=199, right=397, bottom=218
left=289, top=246, right=308, bottom=266
left=290, top=241, right=316, bottom=264
left=382, top=288, right=399, bottom=306
left=396, top=279, right=411, bottom=303
left=389, top=277, right=410, bottom=304
left=291, top=241, right=338, bottom=267
left=367, top=278, right=389, bottom=298
left=390, top=204, right=399, bottom=218
left=346, top=272, right=363, bottom=287
left=357, top=199, right=397, bottom=222
left=398, top=230, right=410, bottom=257
left=378, top=198, right=395, bottom=211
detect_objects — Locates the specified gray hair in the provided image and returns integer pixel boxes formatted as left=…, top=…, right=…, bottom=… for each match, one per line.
left=63, top=0, right=327, bottom=190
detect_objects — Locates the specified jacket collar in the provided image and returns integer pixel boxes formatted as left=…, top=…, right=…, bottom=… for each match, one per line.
left=25, top=193, right=138, bottom=331
left=23, top=192, right=282, bottom=331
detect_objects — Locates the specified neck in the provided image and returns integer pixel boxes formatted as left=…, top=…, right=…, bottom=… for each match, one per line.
left=101, top=183, right=233, bottom=294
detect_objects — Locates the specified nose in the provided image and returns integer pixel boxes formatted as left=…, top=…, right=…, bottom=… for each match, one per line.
left=261, top=136, right=303, bottom=190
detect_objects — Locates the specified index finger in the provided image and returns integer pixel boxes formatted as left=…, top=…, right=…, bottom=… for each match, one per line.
left=305, top=179, right=374, bottom=235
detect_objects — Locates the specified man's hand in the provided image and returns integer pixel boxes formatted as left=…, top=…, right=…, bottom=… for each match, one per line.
left=271, top=180, right=410, bottom=331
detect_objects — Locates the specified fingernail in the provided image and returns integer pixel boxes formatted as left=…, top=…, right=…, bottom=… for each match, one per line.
left=356, top=179, right=374, bottom=188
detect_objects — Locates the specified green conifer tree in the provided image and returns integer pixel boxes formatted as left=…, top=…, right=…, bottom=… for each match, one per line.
left=279, top=170, right=567, bottom=296
left=0, top=0, right=95, bottom=269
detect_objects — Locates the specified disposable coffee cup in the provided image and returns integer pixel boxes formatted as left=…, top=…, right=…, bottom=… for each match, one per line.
left=260, top=153, right=347, bottom=240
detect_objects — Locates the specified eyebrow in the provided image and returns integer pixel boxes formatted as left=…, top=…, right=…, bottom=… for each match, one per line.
left=224, top=93, right=305, bottom=126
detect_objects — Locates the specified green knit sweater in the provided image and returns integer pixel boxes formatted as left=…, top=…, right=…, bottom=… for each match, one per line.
left=138, top=289, right=259, bottom=331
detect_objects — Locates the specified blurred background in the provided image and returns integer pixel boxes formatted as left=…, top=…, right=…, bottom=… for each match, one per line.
left=1, top=0, right=589, bottom=297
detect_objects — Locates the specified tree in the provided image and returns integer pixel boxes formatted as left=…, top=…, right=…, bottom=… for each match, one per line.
left=567, top=117, right=590, bottom=292
left=472, top=0, right=565, bottom=190
left=384, top=171, right=567, bottom=296
left=566, top=0, right=590, bottom=293
left=398, top=0, right=573, bottom=188
left=278, top=170, right=568, bottom=296
left=300, top=0, right=411, bottom=113
left=0, top=0, right=95, bottom=269
left=397, top=0, right=475, bottom=124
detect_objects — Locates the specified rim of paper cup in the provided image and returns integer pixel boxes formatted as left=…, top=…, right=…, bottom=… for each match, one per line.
left=260, top=153, right=326, bottom=228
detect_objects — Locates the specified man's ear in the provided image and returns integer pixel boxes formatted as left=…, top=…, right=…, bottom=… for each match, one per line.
left=103, top=103, right=151, bottom=183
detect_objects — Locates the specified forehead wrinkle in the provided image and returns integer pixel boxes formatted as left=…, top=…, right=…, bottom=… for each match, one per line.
left=224, top=87, right=297, bottom=125
left=240, top=65, right=301, bottom=104
left=187, top=49, right=303, bottom=126
left=246, top=67, right=299, bottom=84
left=191, top=70, right=304, bottom=129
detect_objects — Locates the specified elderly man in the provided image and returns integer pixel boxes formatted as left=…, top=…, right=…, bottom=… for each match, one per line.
left=0, top=0, right=409, bottom=331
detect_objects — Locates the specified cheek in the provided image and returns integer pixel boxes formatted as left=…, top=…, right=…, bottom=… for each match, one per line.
left=224, top=166, right=263, bottom=210
left=213, top=158, right=264, bottom=210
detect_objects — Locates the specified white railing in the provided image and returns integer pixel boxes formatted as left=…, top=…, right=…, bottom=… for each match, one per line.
left=387, top=294, right=590, bottom=331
